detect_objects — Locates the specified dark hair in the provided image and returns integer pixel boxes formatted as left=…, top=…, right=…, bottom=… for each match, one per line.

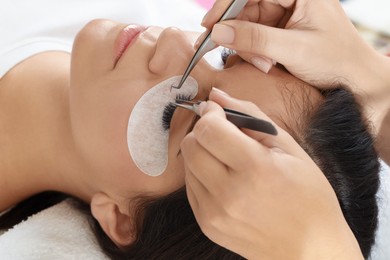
left=301, top=88, right=379, bottom=258
left=0, top=88, right=380, bottom=259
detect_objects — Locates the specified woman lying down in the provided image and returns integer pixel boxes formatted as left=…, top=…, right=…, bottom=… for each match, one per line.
left=0, top=20, right=380, bottom=259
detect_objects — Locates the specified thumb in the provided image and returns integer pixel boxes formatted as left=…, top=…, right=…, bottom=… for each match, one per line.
left=207, top=88, right=305, bottom=156
left=211, top=20, right=301, bottom=67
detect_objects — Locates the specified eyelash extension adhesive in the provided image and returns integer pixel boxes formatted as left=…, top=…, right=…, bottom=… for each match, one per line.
left=127, top=76, right=198, bottom=176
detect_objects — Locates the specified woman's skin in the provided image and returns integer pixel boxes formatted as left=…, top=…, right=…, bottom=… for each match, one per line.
left=0, top=19, right=325, bottom=246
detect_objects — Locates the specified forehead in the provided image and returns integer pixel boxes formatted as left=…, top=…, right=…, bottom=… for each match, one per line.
left=215, top=60, right=323, bottom=133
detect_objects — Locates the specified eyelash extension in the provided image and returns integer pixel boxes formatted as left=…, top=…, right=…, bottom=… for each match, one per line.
left=162, top=103, right=176, bottom=131
left=162, top=94, right=192, bottom=130
left=221, top=48, right=236, bottom=64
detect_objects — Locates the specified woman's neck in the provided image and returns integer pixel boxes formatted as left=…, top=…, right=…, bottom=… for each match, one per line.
left=0, top=52, right=90, bottom=212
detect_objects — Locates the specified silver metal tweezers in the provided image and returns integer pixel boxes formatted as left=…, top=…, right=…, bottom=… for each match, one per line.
left=172, top=0, right=248, bottom=90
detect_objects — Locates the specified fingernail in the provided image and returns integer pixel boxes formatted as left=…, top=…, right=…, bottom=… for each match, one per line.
left=198, top=101, right=208, bottom=116
left=251, top=57, right=272, bottom=74
left=211, top=24, right=235, bottom=45
left=212, top=87, right=230, bottom=97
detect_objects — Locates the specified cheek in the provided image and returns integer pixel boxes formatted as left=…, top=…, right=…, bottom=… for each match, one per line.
left=148, top=156, right=186, bottom=196
left=69, top=78, right=140, bottom=174
left=109, top=156, right=186, bottom=198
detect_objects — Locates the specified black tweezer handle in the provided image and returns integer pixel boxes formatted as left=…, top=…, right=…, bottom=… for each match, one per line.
left=224, top=108, right=278, bottom=135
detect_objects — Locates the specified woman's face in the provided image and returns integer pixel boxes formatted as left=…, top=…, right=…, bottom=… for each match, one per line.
left=70, top=19, right=322, bottom=201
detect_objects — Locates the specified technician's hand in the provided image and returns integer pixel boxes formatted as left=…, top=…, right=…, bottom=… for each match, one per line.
left=199, top=0, right=385, bottom=87
left=180, top=88, right=364, bottom=260
left=198, top=0, right=390, bottom=132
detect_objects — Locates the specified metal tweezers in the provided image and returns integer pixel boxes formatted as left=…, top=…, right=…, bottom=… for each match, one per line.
left=172, top=0, right=248, bottom=90
left=175, top=100, right=278, bottom=135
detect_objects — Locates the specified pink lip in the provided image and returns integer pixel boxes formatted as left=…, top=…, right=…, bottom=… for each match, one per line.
left=114, top=24, right=147, bottom=65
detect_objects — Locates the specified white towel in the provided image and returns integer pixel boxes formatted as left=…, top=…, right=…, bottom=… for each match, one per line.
left=0, top=200, right=109, bottom=260
left=371, top=161, right=390, bottom=260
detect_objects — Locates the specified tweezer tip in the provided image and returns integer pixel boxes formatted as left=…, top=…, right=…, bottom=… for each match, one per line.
left=170, top=76, right=187, bottom=91
left=170, top=82, right=183, bottom=92
left=170, top=84, right=178, bottom=90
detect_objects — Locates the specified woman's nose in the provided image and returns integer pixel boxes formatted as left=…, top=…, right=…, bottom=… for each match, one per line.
left=149, top=27, right=195, bottom=76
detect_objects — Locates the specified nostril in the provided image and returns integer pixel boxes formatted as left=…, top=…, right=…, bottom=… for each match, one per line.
left=148, top=54, right=166, bottom=74
left=149, top=27, right=195, bottom=75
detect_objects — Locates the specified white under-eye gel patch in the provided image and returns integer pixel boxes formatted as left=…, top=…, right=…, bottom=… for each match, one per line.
left=127, top=76, right=198, bottom=176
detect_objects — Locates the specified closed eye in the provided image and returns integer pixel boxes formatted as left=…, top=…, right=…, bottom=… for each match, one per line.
left=161, top=94, right=192, bottom=130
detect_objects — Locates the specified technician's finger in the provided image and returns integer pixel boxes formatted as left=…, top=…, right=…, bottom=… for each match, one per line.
left=184, top=165, right=224, bottom=232
left=185, top=177, right=200, bottom=216
left=208, top=88, right=304, bottom=155
left=201, top=0, right=237, bottom=28
left=202, top=0, right=294, bottom=28
left=210, top=19, right=304, bottom=67
left=195, top=0, right=254, bottom=49
left=257, top=1, right=287, bottom=27
left=238, top=52, right=275, bottom=73
left=181, top=132, right=229, bottom=193
left=193, top=101, right=272, bottom=172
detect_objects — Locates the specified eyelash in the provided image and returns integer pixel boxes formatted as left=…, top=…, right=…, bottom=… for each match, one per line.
left=162, top=94, right=192, bottom=130
left=161, top=50, right=233, bottom=131
left=221, top=48, right=236, bottom=64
